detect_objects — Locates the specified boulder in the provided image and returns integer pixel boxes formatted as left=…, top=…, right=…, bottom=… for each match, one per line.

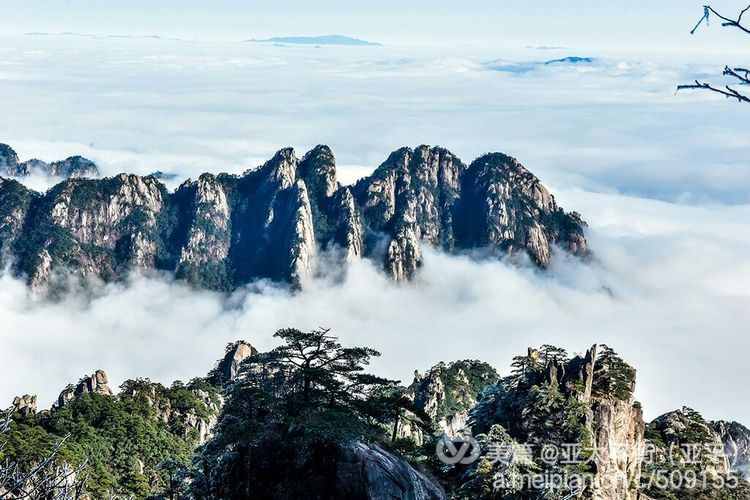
left=56, top=369, right=113, bottom=407
left=12, top=394, right=37, bottom=416
left=335, top=442, right=446, bottom=500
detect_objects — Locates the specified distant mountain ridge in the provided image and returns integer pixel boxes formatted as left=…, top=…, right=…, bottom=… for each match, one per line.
left=24, top=32, right=183, bottom=41
left=486, top=55, right=597, bottom=74
left=0, top=144, right=587, bottom=291
left=0, top=144, right=99, bottom=179
left=247, top=35, right=381, bottom=46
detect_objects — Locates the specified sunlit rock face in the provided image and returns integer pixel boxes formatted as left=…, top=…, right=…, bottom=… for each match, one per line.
left=455, top=152, right=587, bottom=267
left=394, top=359, right=499, bottom=445
left=212, top=340, right=259, bottom=384
left=55, top=369, right=114, bottom=408
left=0, top=145, right=587, bottom=291
left=457, top=345, right=646, bottom=500
left=713, top=420, right=750, bottom=480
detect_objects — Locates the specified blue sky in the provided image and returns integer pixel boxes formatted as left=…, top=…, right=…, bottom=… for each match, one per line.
left=4, top=0, right=749, bottom=50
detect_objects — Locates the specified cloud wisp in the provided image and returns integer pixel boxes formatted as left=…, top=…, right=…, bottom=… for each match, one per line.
left=1, top=188, right=748, bottom=426
left=1, top=36, right=748, bottom=204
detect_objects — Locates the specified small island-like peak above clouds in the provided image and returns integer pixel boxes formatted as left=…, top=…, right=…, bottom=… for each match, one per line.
left=246, top=34, right=381, bottom=46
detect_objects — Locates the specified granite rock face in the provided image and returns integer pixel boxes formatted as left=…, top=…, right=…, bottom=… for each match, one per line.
left=12, top=394, right=37, bottom=417
left=646, top=408, right=731, bottom=478
left=462, top=345, right=646, bottom=500
left=0, top=145, right=587, bottom=291
left=395, top=360, right=499, bottom=444
left=556, top=346, right=646, bottom=500
left=455, top=153, right=587, bottom=266
left=0, top=144, right=99, bottom=179
left=56, top=369, right=113, bottom=408
left=335, top=442, right=446, bottom=500
left=713, top=420, right=750, bottom=479
left=212, top=340, right=259, bottom=383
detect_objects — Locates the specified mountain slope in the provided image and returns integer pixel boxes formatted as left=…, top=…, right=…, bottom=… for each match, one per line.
left=0, top=145, right=588, bottom=291
left=5, top=338, right=750, bottom=499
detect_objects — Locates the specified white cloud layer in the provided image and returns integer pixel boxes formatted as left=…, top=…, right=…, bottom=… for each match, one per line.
left=0, top=36, right=748, bottom=426
left=1, top=36, right=747, bottom=203
left=1, top=189, right=748, bottom=425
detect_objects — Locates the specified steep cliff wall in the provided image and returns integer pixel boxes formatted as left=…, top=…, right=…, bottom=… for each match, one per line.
left=395, top=360, right=499, bottom=444
left=460, top=345, right=645, bottom=500
left=0, top=144, right=588, bottom=291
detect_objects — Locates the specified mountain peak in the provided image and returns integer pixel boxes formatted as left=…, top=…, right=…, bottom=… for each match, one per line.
left=56, top=369, right=113, bottom=408
left=0, top=144, right=588, bottom=292
left=248, top=35, right=381, bottom=46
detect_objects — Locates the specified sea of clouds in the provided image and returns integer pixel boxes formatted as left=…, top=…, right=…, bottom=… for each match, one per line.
left=0, top=34, right=748, bottom=424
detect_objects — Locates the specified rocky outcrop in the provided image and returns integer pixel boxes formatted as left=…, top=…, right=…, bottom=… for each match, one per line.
left=462, top=345, right=645, bottom=500
left=0, top=144, right=99, bottom=178
left=212, top=340, right=259, bottom=384
left=0, top=145, right=587, bottom=291
left=47, top=156, right=100, bottom=178
left=0, top=144, right=19, bottom=174
left=646, top=408, right=730, bottom=477
left=454, top=152, right=587, bottom=266
left=640, top=408, right=750, bottom=499
left=56, top=369, right=113, bottom=408
left=713, top=420, right=750, bottom=479
left=560, top=346, right=645, bottom=500
left=12, top=394, right=37, bottom=417
left=122, top=379, right=222, bottom=445
left=396, top=360, right=499, bottom=444
left=591, top=396, right=645, bottom=499
left=335, top=442, right=446, bottom=500
left=16, top=174, right=167, bottom=288
left=0, top=178, right=36, bottom=260
left=175, top=174, right=233, bottom=288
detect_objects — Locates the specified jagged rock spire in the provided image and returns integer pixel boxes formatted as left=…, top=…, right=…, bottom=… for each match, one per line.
left=56, top=369, right=113, bottom=408
left=214, top=340, right=258, bottom=383
left=0, top=144, right=588, bottom=292
left=12, top=394, right=37, bottom=417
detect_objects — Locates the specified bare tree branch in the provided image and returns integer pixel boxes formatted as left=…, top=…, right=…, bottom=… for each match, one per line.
left=0, top=407, right=87, bottom=499
left=679, top=4, right=750, bottom=104
left=705, top=4, right=750, bottom=34
left=677, top=80, right=750, bottom=103
left=724, top=66, right=750, bottom=84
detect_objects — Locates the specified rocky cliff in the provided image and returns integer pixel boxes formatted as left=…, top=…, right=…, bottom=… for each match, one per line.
left=459, top=345, right=646, bottom=500
left=395, top=360, right=499, bottom=444
left=210, top=340, right=259, bottom=384
left=641, top=408, right=750, bottom=499
left=5, top=337, right=750, bottom=499
left=336, top=442, right=446, bottom=500
left=0, top=144, right=587, bottom=291
left=714, top=421, right=750, bottom=480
